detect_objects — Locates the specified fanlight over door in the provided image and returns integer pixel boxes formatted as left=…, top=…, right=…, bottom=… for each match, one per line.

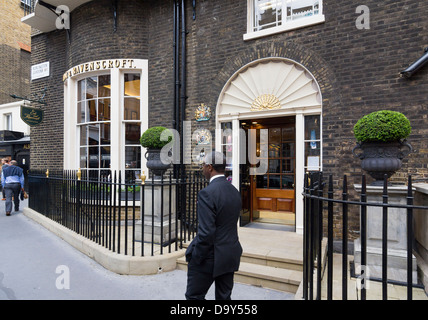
left=218, top=58, right=321, bottom=117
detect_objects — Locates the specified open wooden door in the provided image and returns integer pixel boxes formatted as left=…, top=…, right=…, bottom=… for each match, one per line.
left=248, top=117, right=296, bottom=225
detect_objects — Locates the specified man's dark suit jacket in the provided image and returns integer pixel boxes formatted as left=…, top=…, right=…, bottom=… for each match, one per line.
left=185, top=176, right=243, bottom=278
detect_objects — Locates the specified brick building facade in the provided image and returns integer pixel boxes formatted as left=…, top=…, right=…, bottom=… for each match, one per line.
left=0, top=0, right=31, bottom=181
left=0, top=0, right=31, bottom=104
left=24, top=0, right=428, bottom=239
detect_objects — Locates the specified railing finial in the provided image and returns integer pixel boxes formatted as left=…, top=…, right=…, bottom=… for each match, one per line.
left=141, top=170, right=146, bottom=185
left=77, top=168, right=81, bottom=181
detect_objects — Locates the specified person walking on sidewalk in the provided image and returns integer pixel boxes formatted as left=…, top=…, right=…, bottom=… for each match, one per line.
left=1, top=160, right=24, bottom=216
left=185, top=151, right=243, bottom=300
left=1, top=157, right=10, bottom=201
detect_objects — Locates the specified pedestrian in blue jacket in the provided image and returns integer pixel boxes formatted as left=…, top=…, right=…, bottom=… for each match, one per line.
left=1, top=160, right=24, bottom=216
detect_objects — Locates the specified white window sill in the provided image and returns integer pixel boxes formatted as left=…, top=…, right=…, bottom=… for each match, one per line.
left=243, top=14, right=325, bottom=41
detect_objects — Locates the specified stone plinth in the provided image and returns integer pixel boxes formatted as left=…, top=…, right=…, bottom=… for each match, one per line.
left=354, top=184, right=417, bottom=284
left=135, top=179, right=176, bottom=245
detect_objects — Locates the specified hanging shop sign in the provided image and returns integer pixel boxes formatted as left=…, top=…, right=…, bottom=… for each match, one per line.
left=63, top=59, right=138, bottom=82
left=21, top=106, right=44, bottom=127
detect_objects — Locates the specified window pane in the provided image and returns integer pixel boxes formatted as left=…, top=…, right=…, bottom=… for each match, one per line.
left=269, top=159, right=280, bottom=173
left=268, top=127, right=281, bottom=157
left=282, top=159, right=294, bottom=173
left=282, top=175, right=294, bottom=189
left=221, top=122, right=232, bottom=145
left=125, top=170, right=141, bottom=183
left=78, top=79, right=86, bottom=101
left=88, top=100, right=97, bottom=122
left=255, top=0, right=282, bottom=30
left=125, top=146, right=141, bottom=169
left=98, top=75, right=111, bottom=97
left=80, top=147, right=87, bottom=168
left=80, top=125, right=88, bottom=146
left=77, top=102, right=85, bottom=124
left=305, top=115, right=320, bottom=140
left=86, top=77, right=97, bottom=99
left=100, top=146, right=110, bottom=169
left=289, top=0, right=317, bottom=21
left=88, top=147, right=99, bottom=168
left=100, top=123, right=111, bottom=145
left=124, top=98, right=140, bottom=120
left=98, top=99, right=111, bottom=121
left=124, top=73, right=140, bottom=97
left=88, top=124, right=100, bottom=145
left=282, top=142, right=295, bottom=158
left=269, top=175, right=281, bottom=189
left=125, top=123, right=141, bottom=144
left=282, top=126, right=295, bottom=140
left=305, top=141, right=320, bottom=170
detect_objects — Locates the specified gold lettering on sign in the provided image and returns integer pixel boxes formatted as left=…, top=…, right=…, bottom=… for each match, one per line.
left=63, top=59, right=138, bottom=82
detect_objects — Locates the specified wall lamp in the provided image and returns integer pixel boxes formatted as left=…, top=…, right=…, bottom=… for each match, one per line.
left=400, top=47, right=428, bottom=78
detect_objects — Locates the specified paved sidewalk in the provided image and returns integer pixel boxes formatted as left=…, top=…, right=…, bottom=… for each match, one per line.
left=0, top=200, right=294, bottom=300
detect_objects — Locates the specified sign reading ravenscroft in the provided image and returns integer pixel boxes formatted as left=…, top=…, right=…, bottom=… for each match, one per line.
left=21, top=106, right=44, bottom=127
left=63, top=59, right=137, bottom=82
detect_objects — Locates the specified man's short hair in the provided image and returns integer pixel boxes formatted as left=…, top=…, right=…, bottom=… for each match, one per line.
left=204, top=151, right=226, bottom=173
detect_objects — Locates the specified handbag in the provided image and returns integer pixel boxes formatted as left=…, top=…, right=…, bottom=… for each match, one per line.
left=20, top=190, right=28, bottom=200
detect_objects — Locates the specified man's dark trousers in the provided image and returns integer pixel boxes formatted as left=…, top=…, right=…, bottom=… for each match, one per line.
left=185, top=257, right=234, bottom=300
left=4, top=183, right=21, bottom=212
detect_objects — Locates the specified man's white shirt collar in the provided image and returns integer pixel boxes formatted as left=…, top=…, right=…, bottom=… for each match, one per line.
left=210, top=174, right=224, bottom=183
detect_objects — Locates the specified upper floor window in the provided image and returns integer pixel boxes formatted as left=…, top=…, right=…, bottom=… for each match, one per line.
left=245, top=0, right=325, bottom=40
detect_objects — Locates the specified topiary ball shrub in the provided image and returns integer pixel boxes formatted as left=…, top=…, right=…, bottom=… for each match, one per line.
left=140, top=126, right=173, bottom=149
left=353, top=110, right=411, bottom=143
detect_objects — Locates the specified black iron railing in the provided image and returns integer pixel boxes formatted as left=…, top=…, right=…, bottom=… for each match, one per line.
left=28, top=169, right=207, bottom=256
left=303, top=172, right=428, bottom=300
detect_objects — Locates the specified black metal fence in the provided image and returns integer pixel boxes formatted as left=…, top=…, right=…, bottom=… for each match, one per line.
left=28, top=169, right=207, bottom=257
left=303, top=172, right=428, bottom=300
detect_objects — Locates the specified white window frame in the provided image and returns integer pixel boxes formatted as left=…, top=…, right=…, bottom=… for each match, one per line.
left=63, top=59, right=149, bottom=180
left=244, top=0, right=325, bottom=41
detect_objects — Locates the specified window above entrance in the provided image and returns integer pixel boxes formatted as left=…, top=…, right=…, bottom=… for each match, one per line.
left=244, top=0, right=325, bottom=40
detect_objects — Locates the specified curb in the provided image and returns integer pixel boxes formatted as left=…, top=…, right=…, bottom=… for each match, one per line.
left=22, top=207, right=186, bottom=275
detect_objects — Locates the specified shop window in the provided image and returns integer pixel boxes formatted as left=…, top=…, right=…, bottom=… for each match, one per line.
left=77, top=73, right=143, bottom=182
left=78, top=75, right=112, bottom=180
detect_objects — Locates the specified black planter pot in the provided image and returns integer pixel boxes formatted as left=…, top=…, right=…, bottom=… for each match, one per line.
left=352, top=140, right=412, bottom=185
left=145, top=148, right=171, bottom=178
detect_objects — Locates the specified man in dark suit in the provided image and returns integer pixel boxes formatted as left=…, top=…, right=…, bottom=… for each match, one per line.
left=185, top=151, right=243, bottom=300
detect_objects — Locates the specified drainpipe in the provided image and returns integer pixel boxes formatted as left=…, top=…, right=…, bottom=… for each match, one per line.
left=400, top=47, right=428, bottom=78
left=180, top=0, right=187, bottom=176
left=173, top=0, right=180, bottom=178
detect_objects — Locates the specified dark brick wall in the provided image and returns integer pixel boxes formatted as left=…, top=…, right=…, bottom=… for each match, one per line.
left=30, top=30, right=67, bottom=170
left=0, top=45, right=30, bottom=104
left=30, top=0, right=428, bottom=238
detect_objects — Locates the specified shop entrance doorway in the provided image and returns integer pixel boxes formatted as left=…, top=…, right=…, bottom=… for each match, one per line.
left=240, top=116, right=296, bottom=228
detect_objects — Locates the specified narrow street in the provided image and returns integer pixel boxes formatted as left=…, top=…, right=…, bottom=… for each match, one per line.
left=0, top=200, right=293, bottom=300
